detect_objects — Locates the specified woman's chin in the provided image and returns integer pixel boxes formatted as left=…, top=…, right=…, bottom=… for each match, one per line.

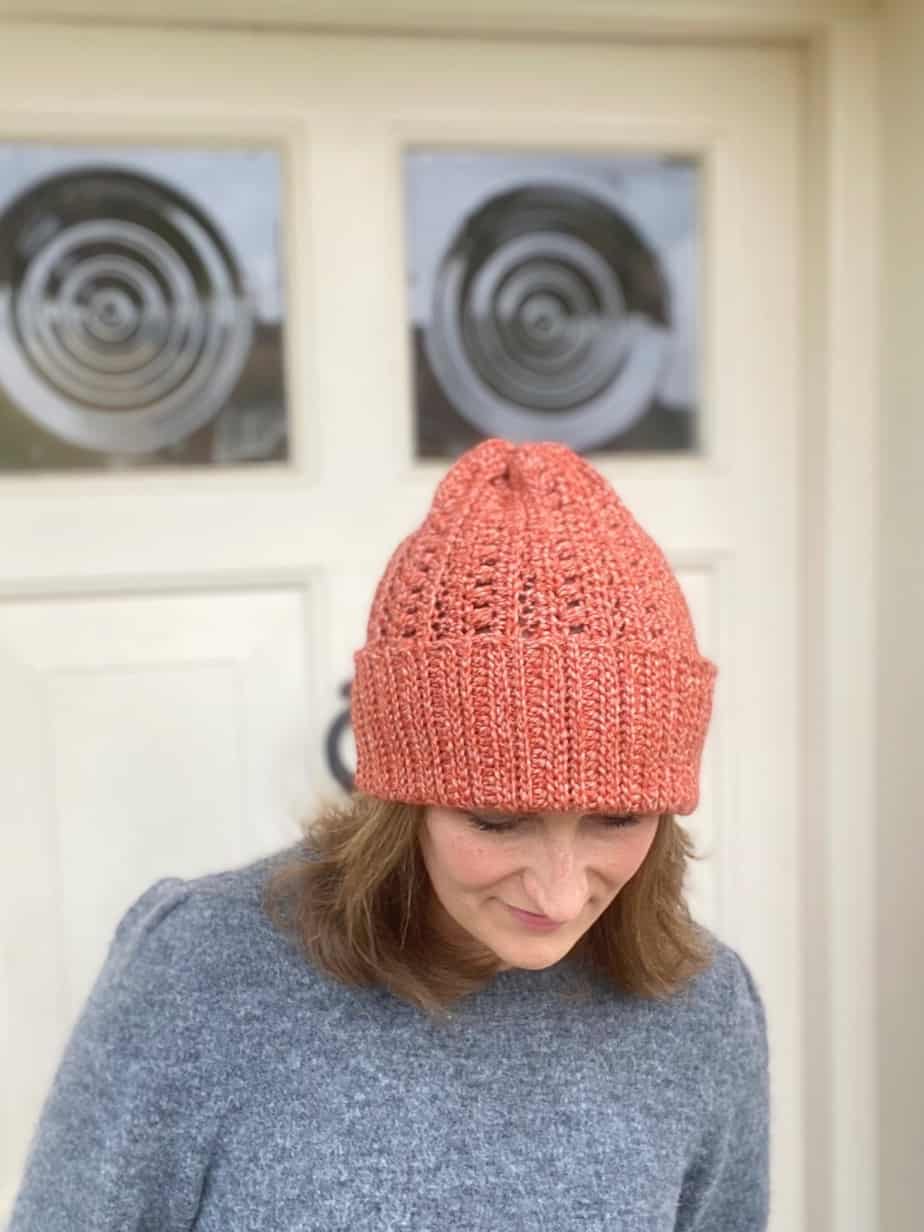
left=488, top=938, right=571, bottom=971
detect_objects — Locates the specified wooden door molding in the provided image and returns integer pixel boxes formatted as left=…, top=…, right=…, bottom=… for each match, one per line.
left=0, top=0, right=879, bottom=37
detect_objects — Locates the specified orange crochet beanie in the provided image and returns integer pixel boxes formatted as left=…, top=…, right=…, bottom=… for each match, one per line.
left=351, top=438, right=716, bottom=815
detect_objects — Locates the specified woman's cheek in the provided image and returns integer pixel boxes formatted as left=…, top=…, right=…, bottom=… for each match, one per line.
left=450, top=831, right=514, bottom=889
left=620, top=824, right=659, bottom=878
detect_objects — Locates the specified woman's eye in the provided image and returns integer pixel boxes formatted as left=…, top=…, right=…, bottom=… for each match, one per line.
left=464, top=813, right=520, bottom=834
left=600, top=814, right=640, bottom=829
left=463, top=812, right=639, bottom=833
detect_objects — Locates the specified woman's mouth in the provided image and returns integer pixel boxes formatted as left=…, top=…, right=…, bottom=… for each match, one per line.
left=505, top=904, right=564, bottom=932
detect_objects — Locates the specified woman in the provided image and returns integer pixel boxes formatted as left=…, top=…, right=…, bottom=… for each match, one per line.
left=9, top=438, right=769, bottom=1230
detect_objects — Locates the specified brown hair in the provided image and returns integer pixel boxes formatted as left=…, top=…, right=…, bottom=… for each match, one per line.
left=264, top=793, right=712, bottom=1017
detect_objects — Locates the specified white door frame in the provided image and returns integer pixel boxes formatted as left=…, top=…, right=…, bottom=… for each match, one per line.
left=0, top=4, right=880, bottom=1230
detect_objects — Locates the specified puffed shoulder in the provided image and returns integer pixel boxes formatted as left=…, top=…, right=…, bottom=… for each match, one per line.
left=669, top=936, right=770, bottom=1225
left=676, top=929, right=766, bottom=1014
left=5, top=850, right=307, bottom=1232
left=718, top=940, right=769, bottom=1082
left=682, top=934, right=770, bottom=1105
left=707, top=939, right=768, bottom=1043
left=109, top=875, right=193, bottom=950
left=100, top=842, right=313, bottom=1003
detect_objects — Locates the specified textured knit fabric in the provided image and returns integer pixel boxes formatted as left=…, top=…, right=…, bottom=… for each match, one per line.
left=9, top=848, right=770, bottom=1232
left=352, top=438, right=717, bottom=816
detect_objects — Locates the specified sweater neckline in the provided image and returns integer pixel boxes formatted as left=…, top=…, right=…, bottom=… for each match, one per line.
left=452, top=953, right=602, bottom=1019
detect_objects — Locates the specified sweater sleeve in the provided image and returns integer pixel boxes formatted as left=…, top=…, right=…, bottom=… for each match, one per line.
left=7, top=877, right=228, bottom=1232
left=674, top=948, right=771, bottom=1231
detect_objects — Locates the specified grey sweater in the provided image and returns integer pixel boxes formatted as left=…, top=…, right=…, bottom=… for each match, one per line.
left=8, top=847, right=769, bottom=1231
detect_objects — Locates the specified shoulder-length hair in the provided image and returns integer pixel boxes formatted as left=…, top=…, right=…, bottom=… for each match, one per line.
left=264, top=792, right=711, bottom=1016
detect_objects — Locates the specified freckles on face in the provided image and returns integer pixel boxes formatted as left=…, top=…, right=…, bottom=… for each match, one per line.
left=435, top=822, right=518, bottom=889
left=418, top=805, right=660, bottom=969
left=421, top=807, right=655, bottom=893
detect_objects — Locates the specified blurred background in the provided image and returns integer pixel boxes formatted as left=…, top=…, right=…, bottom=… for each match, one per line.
left=0, top=2, right=917, bottom=1231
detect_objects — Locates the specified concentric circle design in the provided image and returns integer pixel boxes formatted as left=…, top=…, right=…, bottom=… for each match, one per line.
left=425, top=181, right=671, bottom=450
left=0, top=169, right=254, bottom=454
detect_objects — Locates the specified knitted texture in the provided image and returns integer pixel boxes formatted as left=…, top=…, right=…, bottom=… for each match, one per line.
left=352, top=438, right=717, bottom=815
left=8, top=858, right=770, bottom=1231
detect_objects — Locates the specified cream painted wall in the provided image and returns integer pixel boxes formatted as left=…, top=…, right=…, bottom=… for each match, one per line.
left=879, top=3, right=924, bottom=1230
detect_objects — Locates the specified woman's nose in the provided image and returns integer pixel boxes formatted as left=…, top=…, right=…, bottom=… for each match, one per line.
left=520, top=840, right=589, bottom=921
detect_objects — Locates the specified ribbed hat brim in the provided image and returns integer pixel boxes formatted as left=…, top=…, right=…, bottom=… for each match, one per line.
left=352, top=639, right=716, bottom=816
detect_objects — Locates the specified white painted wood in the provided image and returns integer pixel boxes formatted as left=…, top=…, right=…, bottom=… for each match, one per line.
left=0, top=0, right=879, bottom=37
left=0, top=20, right=881, bottom=1232
left=878, top=4, right=924, bottom=1230
left=805, top=24, right=880, bottom=1232
left=0, top=585, right=314, bottom=1202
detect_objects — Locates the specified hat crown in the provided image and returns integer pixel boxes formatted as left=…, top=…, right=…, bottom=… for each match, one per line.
left=366, top=438, right=699, bottom=658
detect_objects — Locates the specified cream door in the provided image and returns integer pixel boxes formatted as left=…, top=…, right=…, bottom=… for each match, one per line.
left=0, top=25, right=803, bottom=1229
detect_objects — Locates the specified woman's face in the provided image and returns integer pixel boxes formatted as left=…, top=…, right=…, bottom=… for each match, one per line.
left=418, top=805, right=660, bottom=970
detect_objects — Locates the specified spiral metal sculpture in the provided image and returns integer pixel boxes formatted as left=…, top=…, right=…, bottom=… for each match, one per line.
left=425, top=181, right=672, bottom=450
left=0, top=168, right=253, bottom=454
